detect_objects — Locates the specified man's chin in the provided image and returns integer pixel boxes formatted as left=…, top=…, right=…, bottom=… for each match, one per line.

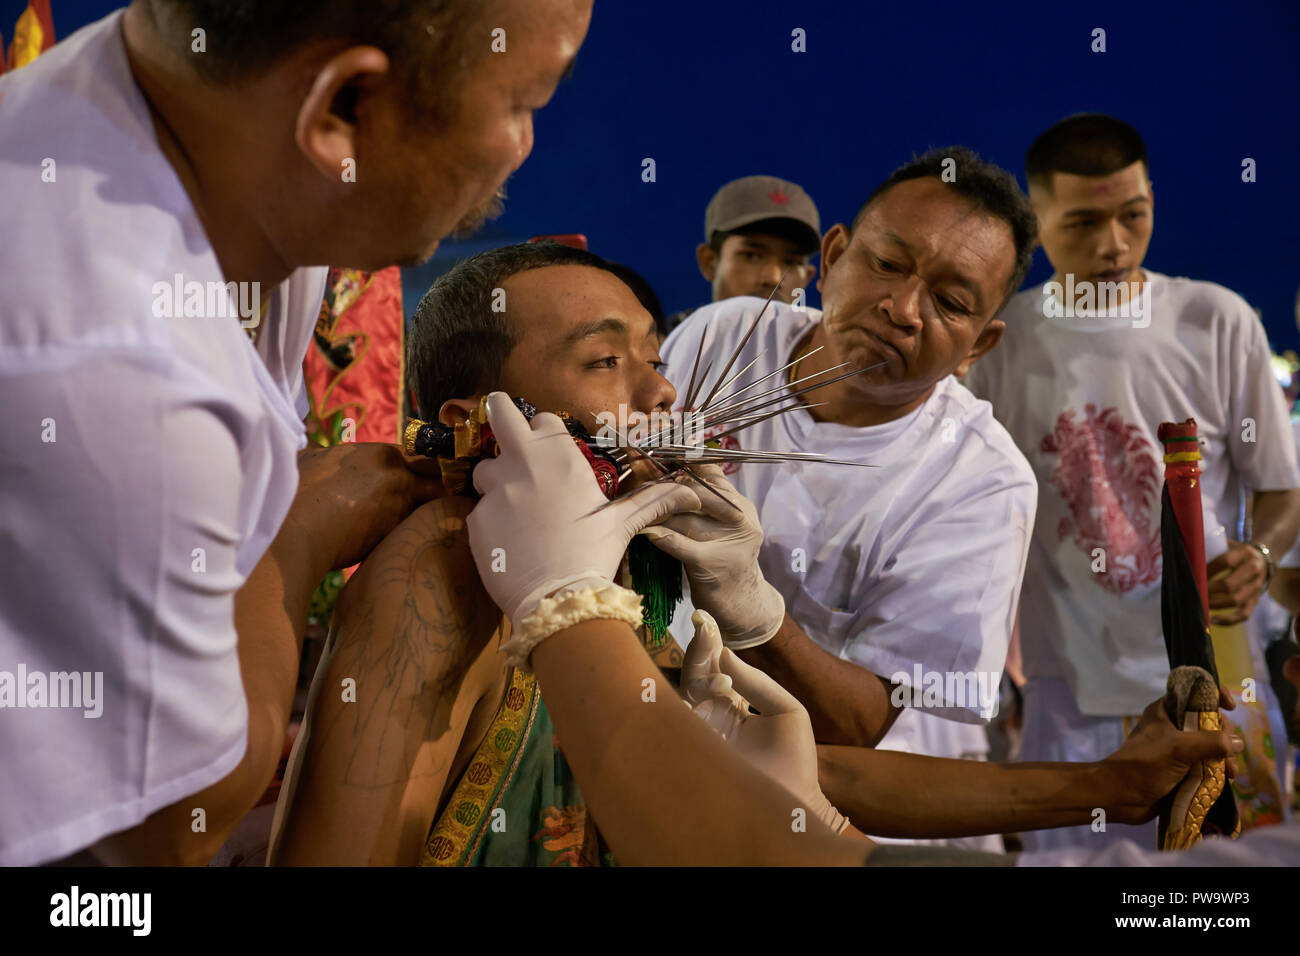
left=450, top=190, right=507, bottom=239
left=395, top=240, right=441, bottom=268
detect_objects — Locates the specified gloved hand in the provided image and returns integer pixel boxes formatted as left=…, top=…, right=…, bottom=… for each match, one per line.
left=639, top=464, right=784, bottom=649
left=681, top=609, right=848, bottom=833
left=467, top=392, right=702, bottom=627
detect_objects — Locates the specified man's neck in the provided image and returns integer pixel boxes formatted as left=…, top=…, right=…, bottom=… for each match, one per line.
left=121, top=4, right=294, bottom=290
left=792, top=322, right=934, bottom=428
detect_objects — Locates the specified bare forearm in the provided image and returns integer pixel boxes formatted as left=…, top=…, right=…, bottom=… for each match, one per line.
left=1251, top=488, right=1300, bottom=557
left=531, top=620, right=871, bottom=866
left=818, top=745, right=1118, bottom=838
left=739, top=614, right=896, bottom=747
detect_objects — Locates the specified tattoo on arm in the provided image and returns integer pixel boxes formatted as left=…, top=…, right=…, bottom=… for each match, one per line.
left=314, top=506, right=499, bottom=788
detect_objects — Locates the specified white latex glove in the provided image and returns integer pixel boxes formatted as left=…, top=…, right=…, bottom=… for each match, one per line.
left=467, top=392, right=702, bottom=626
left=680, top=609, right=848, bottom=834
left=640, top=464, right=784, bottom=649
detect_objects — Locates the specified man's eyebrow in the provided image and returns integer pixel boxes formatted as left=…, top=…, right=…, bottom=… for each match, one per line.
left=562, top=316, right=627, bottom=345
left=1061, top=195, right=1151, bottom=218
left=879, top=230, right=911, bottom=250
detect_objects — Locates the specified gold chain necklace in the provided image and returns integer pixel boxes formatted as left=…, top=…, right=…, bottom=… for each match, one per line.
left=788, top=334, right=816, bottom=386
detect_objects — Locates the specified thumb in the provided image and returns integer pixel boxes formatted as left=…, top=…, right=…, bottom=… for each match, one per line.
left=682, top=610, right=724, bottom=699
left=482, top=391, right=533, bottom=452
left=717, top=647, right=804, bottom=716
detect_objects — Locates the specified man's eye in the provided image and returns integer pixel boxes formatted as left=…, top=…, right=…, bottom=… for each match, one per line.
left=1068, top=220, right=1096, bottom=230
left=874, top=257, right=900, bottom=273
left=589, top=356, right=619, bottom=369
left=650, top=360, right=668, bottom=372
left=937, top=296, right=968, bottom=315
left=1123, top=211, right=1147, bottom=222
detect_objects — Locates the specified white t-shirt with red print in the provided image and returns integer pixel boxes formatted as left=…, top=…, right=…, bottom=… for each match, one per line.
left=964, top=271, right=1300, bottom=716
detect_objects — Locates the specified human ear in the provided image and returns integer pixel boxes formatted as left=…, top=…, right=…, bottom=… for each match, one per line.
left=696, top=243, right=718, bottom=282
left=816, top=224, right=850, bottom=294
left=295, top=45, right=392, bottom=184
left=954, top=318, right=1005, bottom=378
left=438, top=398, right=479, bottom=428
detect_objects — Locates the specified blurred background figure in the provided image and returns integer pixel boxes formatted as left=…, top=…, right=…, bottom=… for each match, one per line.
left=665, top=175, right=821, bottom=334
left=964, top=114, right=1300, bottom=851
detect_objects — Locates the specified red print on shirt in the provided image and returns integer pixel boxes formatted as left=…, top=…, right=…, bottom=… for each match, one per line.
left=696, top=426, right=743, bottom=475
left=1040, top=405, right=1162, bottom=595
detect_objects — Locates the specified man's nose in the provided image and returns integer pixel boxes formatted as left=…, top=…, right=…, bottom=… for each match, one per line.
left=1097, top=217, right=1129, bottom=260
left=643, top=366, right=678, bottom=413
left=879, top=275, right=924, bottom=329
left=757, top=258, right=784, bottom=290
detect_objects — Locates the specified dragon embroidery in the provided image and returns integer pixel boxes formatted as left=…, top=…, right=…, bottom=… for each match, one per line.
left=1040, top=405, right=1162, bottom=594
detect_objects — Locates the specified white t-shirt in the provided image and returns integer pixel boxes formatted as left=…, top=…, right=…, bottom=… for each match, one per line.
left=660, top=299, right=1037, bottom=761
left=964, top=272, right=1300, bottom=717
left=0, top=12, right=326, bottom=865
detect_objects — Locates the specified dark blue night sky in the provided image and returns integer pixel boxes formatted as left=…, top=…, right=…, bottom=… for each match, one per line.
left=13, top=1, right=1300, bottom=347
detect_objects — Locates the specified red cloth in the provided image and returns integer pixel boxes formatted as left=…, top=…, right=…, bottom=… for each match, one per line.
left=303, top=266, right=405, bottom=445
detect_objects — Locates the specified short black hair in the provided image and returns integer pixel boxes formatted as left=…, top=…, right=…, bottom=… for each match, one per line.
left=850, top=146, right=1038, bottom=307
left=1025, top=114, right=1149, bottom=190
left=407, top=241, right=629, bottom=418
left=708, top=218, right=818, bottom=256
left=606, top=262, right=667, bottom=337
left=150, top=0, right=495, bottom=120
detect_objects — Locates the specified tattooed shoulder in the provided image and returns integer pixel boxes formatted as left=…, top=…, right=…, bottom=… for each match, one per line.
left=326, top=496, right=501, bottom=722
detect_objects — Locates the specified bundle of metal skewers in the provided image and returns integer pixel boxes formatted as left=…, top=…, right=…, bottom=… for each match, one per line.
left=401, top=281, right=878, bottom=510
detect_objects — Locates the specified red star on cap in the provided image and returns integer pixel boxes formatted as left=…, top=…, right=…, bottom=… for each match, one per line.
left=769, top=189, right=789, bottom=205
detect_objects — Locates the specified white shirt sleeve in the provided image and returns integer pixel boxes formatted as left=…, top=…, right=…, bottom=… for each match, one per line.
left=0, top=347, right=250, bottom=865
left=1224, top=301, right=1300, bottom=491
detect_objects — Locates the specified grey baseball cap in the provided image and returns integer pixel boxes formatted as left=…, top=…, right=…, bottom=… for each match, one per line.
left=704, top=175, right=822, bottom=253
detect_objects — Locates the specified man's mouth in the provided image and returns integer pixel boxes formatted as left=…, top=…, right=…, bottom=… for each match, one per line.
left=1091, top=267, right=1131, bottom=284
left=848, top=327, right=903, bottom=367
